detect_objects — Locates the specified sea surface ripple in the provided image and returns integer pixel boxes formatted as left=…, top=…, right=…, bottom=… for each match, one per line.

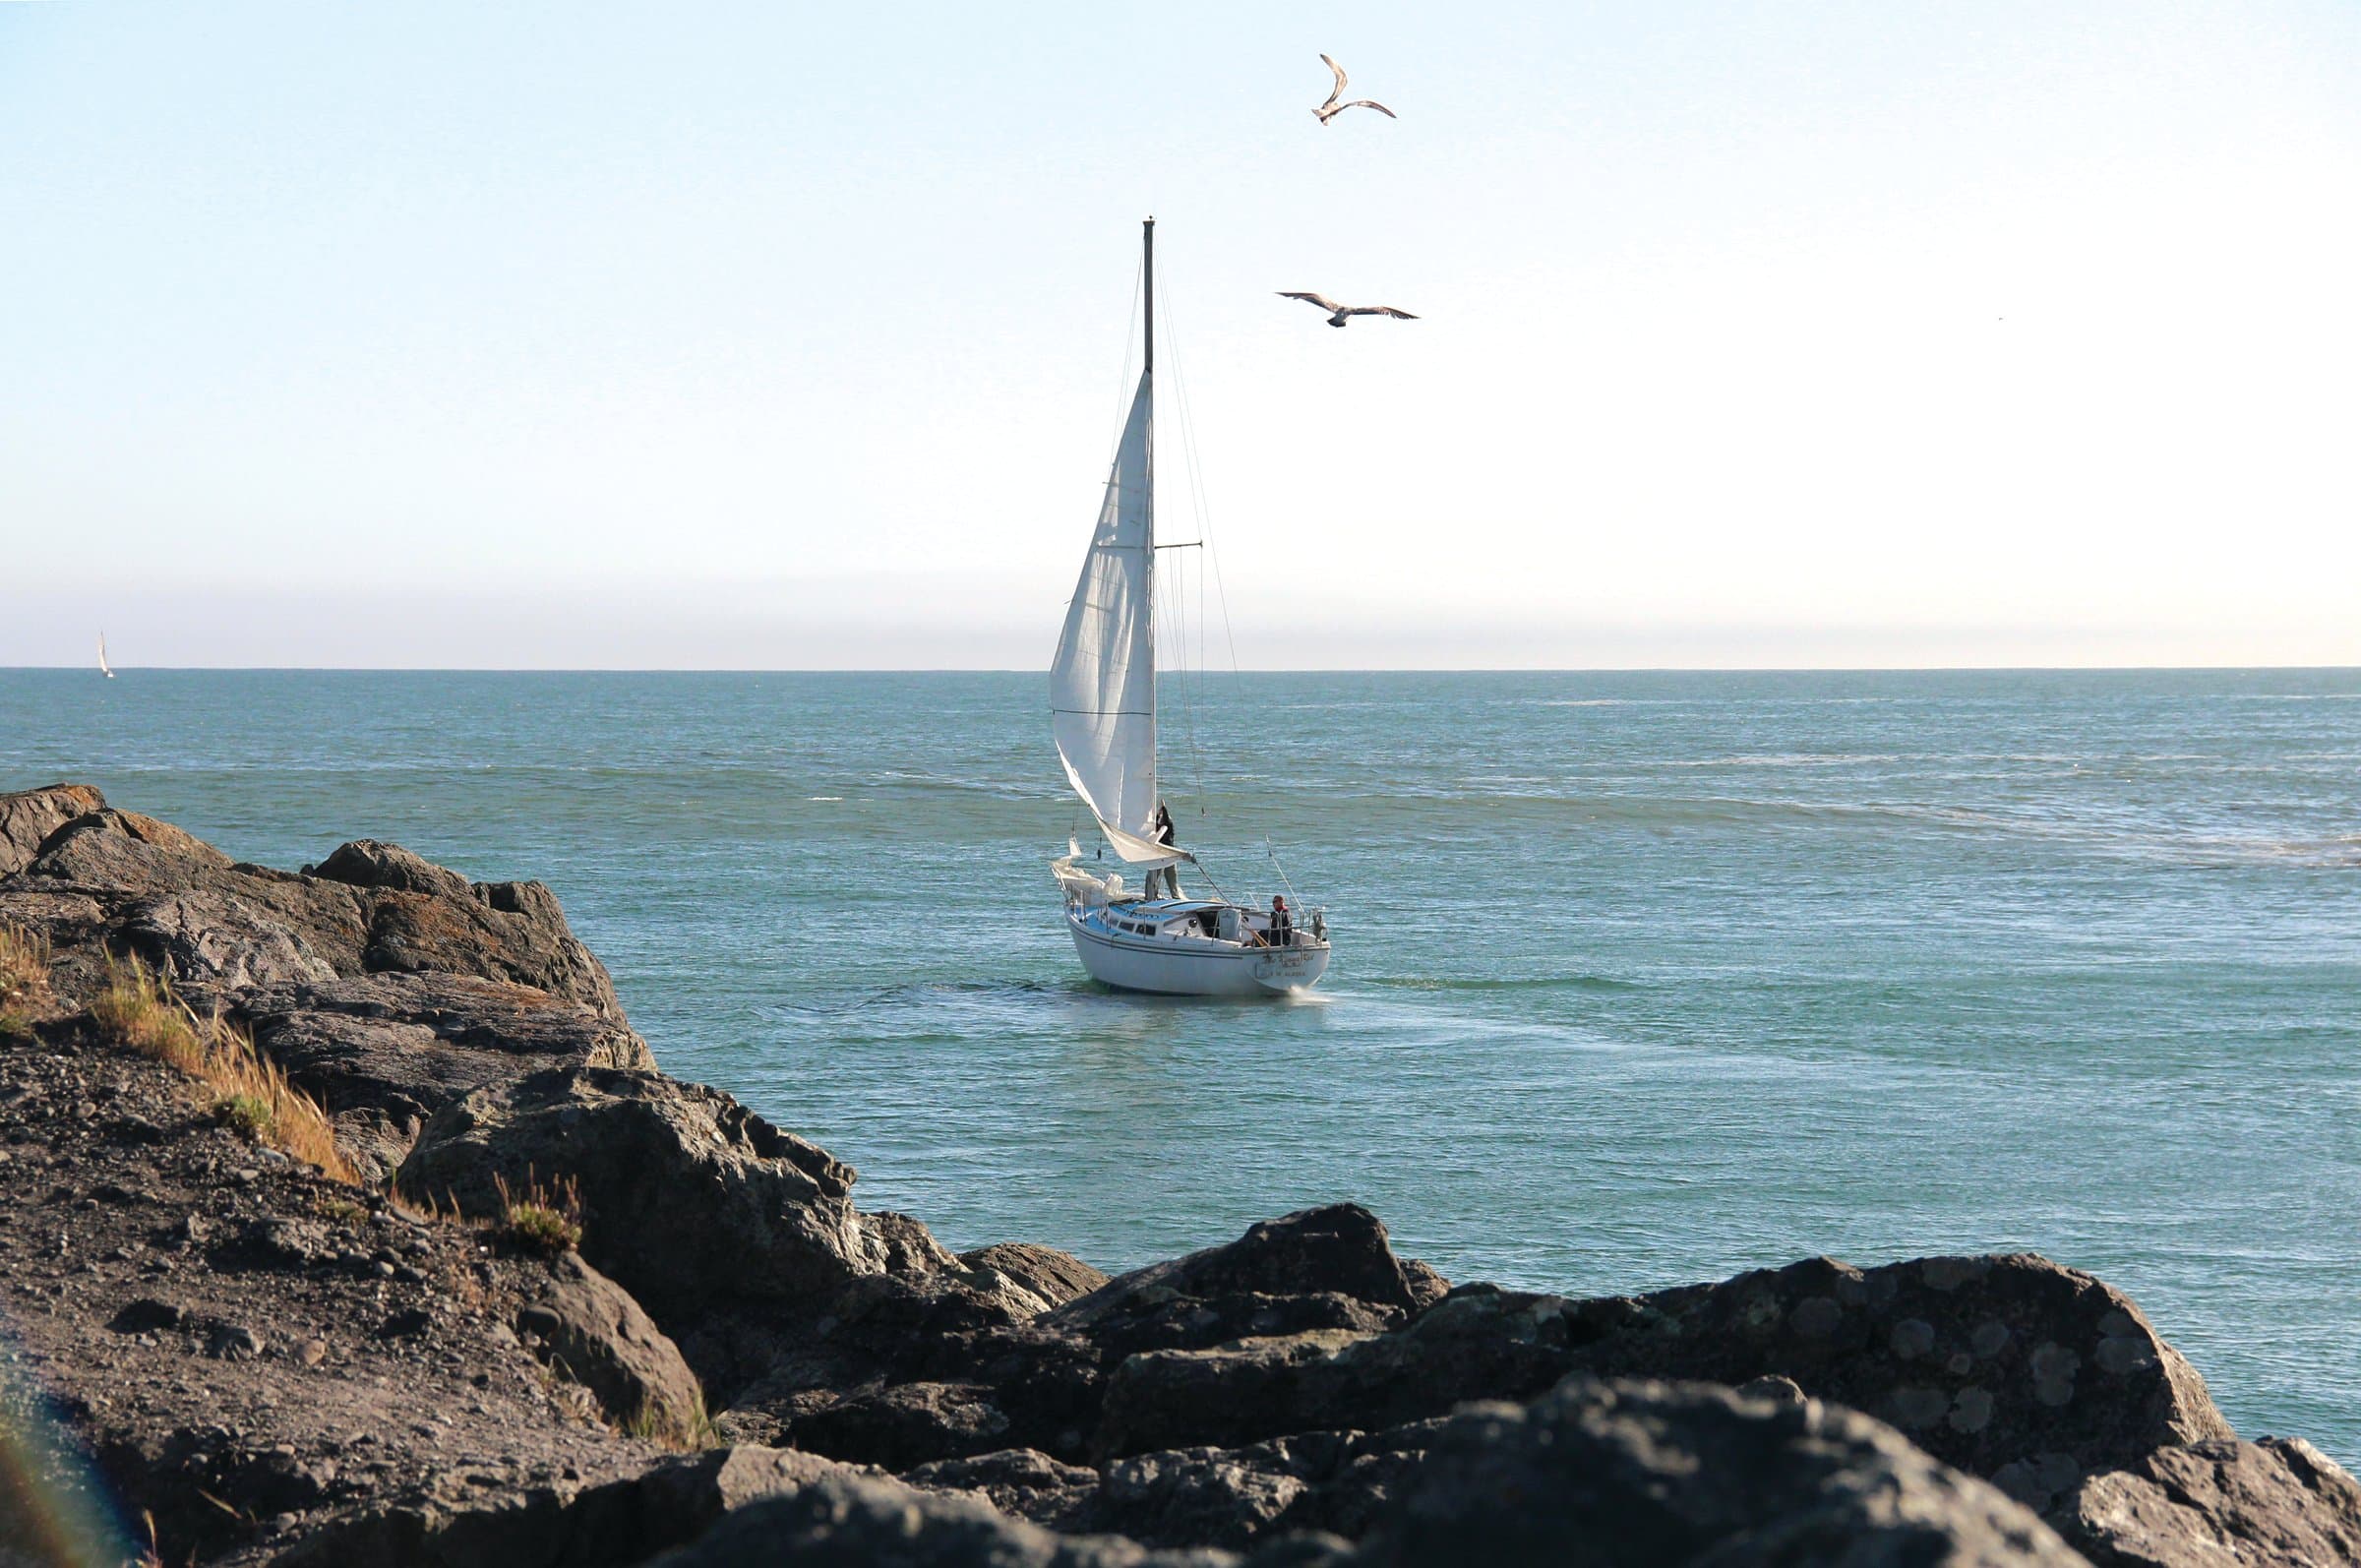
left=4, top=667, right=2355, bottom=1457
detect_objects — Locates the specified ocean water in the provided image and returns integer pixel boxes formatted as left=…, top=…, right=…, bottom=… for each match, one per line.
left=3, top=668, right=2356, bottom=1458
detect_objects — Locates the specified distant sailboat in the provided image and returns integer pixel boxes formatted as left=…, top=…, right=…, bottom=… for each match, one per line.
left=1049, top=219, right=1332, bottom=996
left=98, top=633, right=114, bottom=679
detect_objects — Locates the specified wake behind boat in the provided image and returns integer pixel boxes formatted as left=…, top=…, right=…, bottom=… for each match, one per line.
left=1049, top=219, right=1331, bottom=996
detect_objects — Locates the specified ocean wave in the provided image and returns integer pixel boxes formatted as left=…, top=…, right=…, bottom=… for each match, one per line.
left=1649, top=754, right=1906, bottom=769
left=1365, top=974, right=1641, bottom=995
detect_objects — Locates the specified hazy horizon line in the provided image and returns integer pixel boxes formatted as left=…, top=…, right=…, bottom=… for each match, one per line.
left=8, top=664, right=2359, bottom=677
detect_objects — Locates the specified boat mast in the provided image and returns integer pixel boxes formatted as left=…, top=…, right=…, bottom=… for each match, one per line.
left=1141, top=216, right=1157, bottom=815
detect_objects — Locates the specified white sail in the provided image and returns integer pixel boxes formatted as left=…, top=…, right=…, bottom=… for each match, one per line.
left=97, top=633, right=112, bottom=677
left=1051, top=371, right=1180, bottom=865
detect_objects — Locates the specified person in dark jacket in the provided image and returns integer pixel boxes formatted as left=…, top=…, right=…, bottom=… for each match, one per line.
left=1146, top=802, right=1180, bottom=898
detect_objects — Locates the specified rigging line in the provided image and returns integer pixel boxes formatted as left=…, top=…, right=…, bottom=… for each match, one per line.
left=1155, top=259, right=1213, bottom=818
left=1103, top=256, right=1143, bottom=472
left=1157, top=271, right=1237, bottom=831
left=1155, top=260, right=1245, bottom=698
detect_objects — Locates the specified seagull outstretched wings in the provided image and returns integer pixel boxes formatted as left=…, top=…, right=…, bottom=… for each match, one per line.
left=1277, top=292, right=1421, bottom=328
left=1315, top=54, right=1396, bottom=124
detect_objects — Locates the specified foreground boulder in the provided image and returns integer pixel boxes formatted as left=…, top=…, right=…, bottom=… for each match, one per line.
left=516, top=1252, right=707, bottom=1444
left=2060, top=1436, right=2361, bottom=1566
left=394, top=1065, right=879, bottom=1333
left=1089, top=1253, right=2233, bottom=1491
left=0, top=781, right=104, bottom=874
left=275, top=1445, right=858, bottom=1568
left=642, top=1464, right=1254, bottom=1568
left=235, top=971, right=654, bottom=1178
left=1348, top=1376, right=2089, bottom=1566
left=962, top=1242, right=1113, bottom=1309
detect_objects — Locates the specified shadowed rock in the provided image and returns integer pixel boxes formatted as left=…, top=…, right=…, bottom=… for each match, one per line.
left=1557, top=1254, right=2234, bottom=1491
left=1072, top=1425, right=1448, bottom=1550
left=1099, top=1331, right=1380, bottom=1460
left=310, top=839, right=475, bottom=900
left=0, top=782, right=105, bottom=875
left=1088, top=1254, right=2232, bottom=1490
left=1049, top=1207, right=1418, bottom=1363
left=1351, top=1376, right=2089, bottom=1566
left=395, top=1065, right=877, bottom=1335
left=235, top=971, right=653, bottom=1177
left=516, top=1252, right=705, bottom=1442
left=1055, top=1207, right=1415, bottom=1327
left=792, top=1381, right=1016, bottom=1470
left=273, top=1445, right=856, bottom=1568
left=903, top=1448, right=1102, bottom=1531
left=2061, top=1436, right=2361, bottom=1567
left=640, top=1465, right=1246, bottom=1568
left=962, top=1242, right=1113, bottom=1310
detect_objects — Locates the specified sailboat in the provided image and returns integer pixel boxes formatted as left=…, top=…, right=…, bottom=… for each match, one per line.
left=97, top=633, right=114, bottom=679
left=1049, top=219, right=1332, bottom=996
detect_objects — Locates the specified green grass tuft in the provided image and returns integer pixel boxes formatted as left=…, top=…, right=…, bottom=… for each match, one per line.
left=495, top=1168, right=584, bottom=1256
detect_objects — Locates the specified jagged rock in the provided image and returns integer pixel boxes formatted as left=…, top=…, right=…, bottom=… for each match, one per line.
left=1099, top=1292, right=1402, bottom=1364
left=10, top=804, right=632, bottom=1034
left=234, top=971, right=652, bottom=1171
left=395, top=1065, right=874, bottom=1331
left=1397, top=1260, right=1449, bottom=1313
left=904, top=1448, right=1102, bottom=1530
left=866, top=1209, right=964, bottom=1274
left=1351, top=1377, right=2089, bottom=1566
left=22, top=811, right=363, bottom=993
left=1099, top=1331, right=1377, bottom=1460
left=0, top=782, right=105, bottom=875
left=356, top=875, right=628, bottom=1022
left=1555, top=1254, right=2235, bottom=1489
left=1084, top=1285, right=1570, bottom=1459
left=2060, top=1436, right=2361, bottom=1566
left=794, top=1381, right=1015, bottom=1469
left=961, top=1242, right=1113, bottom=1309
left=516, top=1252, right=705, bottom=1441
left=310, top=840, right=473, bottom=901
left=1089, top=1254, right=2234, bottom=1488
left=273, top=1445, right=852, bottom=1568
left=35, top=808, right=234, bottom=877
left=641, top=1465, right=1238, bottom=1568
left=1051, top=1207, right=1418, bottom=1349
left=1074, top=1426, right=1445, bottom=1551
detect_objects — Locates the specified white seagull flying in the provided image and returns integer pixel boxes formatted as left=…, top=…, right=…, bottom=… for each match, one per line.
left=1277, top=292, right=1421, bottom=329
left=1313, top=54, right=1396, bottom=125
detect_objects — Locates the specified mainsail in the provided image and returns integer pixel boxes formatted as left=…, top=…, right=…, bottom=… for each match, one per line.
left=1049, top=371, right=1181, bottom=866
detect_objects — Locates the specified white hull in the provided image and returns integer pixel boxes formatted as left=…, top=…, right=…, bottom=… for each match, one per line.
left=1066, top=904, right=1329, bottom=996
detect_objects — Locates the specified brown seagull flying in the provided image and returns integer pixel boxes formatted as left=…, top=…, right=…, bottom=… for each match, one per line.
left=1277, top=292, right=1420, bottom=329
left=1314, top=54, right=1395, bottom=125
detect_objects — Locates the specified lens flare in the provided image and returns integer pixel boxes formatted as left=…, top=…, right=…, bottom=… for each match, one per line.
left=0, top=1324, right=139, bottom=1568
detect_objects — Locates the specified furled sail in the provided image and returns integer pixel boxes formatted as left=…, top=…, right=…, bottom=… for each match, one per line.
left=1050, top=371, right=1182, bottom=866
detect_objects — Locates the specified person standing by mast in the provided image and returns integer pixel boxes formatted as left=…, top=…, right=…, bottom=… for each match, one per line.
left=1147, top=801, right=1180, bottom=898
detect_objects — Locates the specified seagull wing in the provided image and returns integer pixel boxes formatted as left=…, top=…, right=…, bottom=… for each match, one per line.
left=1278, top=291, right=1347, bottom=314
left=1343, top=305, right=1420, bottom=320
left=1343, top=99, right=1396, bottom=119
left=1317, top=54, right=1347, bottom=113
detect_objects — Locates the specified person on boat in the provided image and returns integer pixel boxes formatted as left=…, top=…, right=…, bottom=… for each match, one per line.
left=1270, top=894, right=1293, bottom=947
left=1146, top=802, right=1180, bottom=899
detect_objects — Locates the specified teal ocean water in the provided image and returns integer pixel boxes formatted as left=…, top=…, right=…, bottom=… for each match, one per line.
left=4, top=668, right=2356, bottom=1457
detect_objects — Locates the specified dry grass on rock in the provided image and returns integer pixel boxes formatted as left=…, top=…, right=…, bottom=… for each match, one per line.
left=495, top=1169, right=584, bottom=1256
left=1, top=921, right=55, bottom=1038
left=91, top=956, right=358, bottom=1183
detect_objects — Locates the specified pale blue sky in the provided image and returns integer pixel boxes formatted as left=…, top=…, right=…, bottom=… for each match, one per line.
left=3, top=2, right=2355, bottom=667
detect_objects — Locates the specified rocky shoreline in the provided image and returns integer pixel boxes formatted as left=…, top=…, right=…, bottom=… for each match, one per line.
left=1, top=782, right=2354, bottom=1566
